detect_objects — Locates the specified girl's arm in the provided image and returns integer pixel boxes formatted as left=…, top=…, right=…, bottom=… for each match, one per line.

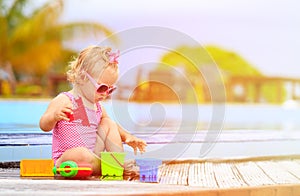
left=39, top=94, right=73, bottom=132
left=101, top=105, right=147, bottom=154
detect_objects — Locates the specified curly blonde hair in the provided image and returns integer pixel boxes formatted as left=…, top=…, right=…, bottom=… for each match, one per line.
left=66, top=45, right=117, bottom=84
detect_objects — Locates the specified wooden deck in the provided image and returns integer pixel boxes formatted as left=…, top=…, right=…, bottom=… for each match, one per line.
left=160, top=156, right=300, bottom=187
left=1, top=156, right=300, bottom=195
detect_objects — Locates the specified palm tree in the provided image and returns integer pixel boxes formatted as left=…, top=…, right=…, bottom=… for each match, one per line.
left=0, top=0, right=115, bottom=83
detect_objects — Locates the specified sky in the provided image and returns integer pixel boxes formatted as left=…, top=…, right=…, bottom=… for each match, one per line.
left=36, top=0, right=300, bottom=78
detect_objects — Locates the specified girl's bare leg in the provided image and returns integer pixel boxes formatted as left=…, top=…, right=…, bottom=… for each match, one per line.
left=55, top=147, right=101, bottom=175
left=93, top=134, right=105, bottom=157
left=96, top=118, right=124, bottom=153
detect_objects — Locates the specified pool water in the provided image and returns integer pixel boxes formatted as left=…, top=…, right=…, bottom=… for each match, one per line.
left=1, top=99, right=300, bottom=161
left=0, top=100, right=48, bottom=134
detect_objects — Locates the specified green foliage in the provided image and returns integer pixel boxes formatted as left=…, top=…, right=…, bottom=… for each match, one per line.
left=159, top=45, right=285, bottom=103
left=160, top=46, right=213, bottom=74
left=205, top=45, right=261, bottom=76
left=160, top=45, right=261, bottom=76
left=15, top=84, right=42, bottom=96
left=0, top=0, right=115, bottom=80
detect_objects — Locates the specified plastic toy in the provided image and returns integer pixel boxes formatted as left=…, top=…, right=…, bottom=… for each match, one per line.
left=65, top=112, right=74, bottom=121
left=136, top=158, right=162, bottom=183
left=52, top=161, right=93, bottom=178
left=100, top=152, right=125, bottom=180
left=20, top=159, right=54, bottom=177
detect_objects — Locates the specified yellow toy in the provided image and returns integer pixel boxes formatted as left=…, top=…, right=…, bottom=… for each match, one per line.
left=20, top=159, right=54, bottom=177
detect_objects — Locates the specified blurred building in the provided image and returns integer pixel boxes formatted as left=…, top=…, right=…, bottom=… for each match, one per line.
left=44, top=68, right=300, bottom=104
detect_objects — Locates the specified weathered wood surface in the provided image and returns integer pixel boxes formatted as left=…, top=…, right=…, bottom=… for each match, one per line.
left=161, top=158, right=300, bottom=187
left=1, top=156, right=300, bottom=195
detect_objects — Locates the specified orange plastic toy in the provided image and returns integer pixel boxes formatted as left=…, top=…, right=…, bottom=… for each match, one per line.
left=20, top=159, right=54, bottom=177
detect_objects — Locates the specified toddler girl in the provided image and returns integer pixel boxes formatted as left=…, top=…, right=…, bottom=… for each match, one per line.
left=39, top=45, right=147, bottom=175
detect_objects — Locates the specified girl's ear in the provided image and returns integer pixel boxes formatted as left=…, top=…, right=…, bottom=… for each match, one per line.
left=76, top=71, right=87, bottom=84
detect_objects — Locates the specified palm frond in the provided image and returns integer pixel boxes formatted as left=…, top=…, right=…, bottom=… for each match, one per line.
left=6, top=0, right=28, bottom=32
left=0, top=0, right=10, bottom=16
left=1, top=0, right=117, bottom=78
left=10, top=0, right=63, bottom=43
left=56, top=22, right=118, bottom=43
left=30, top=0, right=63, bottom=31
left=12, top=40, right=62, bottom=76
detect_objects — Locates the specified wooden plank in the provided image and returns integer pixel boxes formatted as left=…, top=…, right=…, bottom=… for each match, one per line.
left=188, top=163, right=197, bottom=186
left=256, top=161, right=300, bottom=184
left=0, top=168, right=20, bottom=179
left=159, top=163, right=179, bottom=184
left=177, top=163, right=189, bottom=185
left=234, top=161, right=274, bottom=186
left=276, top=160, right=300, bottom=179
left=204, top=162, right=219, bottom=188
left=158, top=164, right=170, bottom=184
left=188, top=162, right=219, bottom=188
left=212, top=162, right=248, bottom=188
left=164, top=163, right=189, bottom=185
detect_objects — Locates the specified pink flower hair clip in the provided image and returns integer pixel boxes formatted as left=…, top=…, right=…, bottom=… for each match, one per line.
left=108, top=49, right=120, bottom=64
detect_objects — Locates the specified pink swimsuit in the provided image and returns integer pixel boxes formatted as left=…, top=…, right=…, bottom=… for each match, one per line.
left=52, top=92, right=102, bottom=163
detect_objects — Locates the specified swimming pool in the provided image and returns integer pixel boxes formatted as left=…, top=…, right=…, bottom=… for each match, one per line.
left=0, top=100, right=48, bottom=133
left=2, top=99, right=300, bottom=133
left=1, top=99, right=300, bottom=161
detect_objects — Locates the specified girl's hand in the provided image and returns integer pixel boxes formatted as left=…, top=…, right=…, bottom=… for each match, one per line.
left=40, top=94, right=73, bottom=132
left=125, top=135, right=147, bottom=155
left=53, top=103, right=73, bottom=122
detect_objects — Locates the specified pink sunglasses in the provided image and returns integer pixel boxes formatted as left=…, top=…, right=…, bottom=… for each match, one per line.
left=85, top=72, right=116, bottom=95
